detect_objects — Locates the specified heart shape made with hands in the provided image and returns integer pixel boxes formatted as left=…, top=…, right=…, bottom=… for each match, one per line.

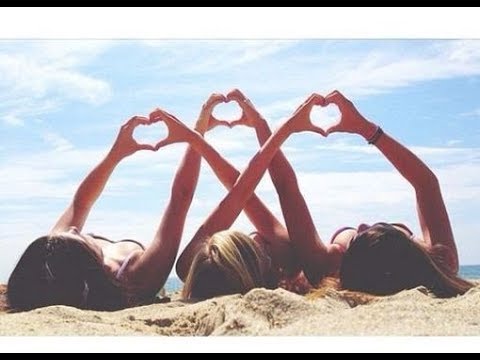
left=133, top=121, right=168, bottom=148
left=309, top=103, right=341, bottom=134
left=211, top=98, right=245, bottom=124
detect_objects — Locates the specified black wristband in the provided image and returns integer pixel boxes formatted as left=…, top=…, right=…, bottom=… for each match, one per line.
left=367, top=126, right=384, bottom=145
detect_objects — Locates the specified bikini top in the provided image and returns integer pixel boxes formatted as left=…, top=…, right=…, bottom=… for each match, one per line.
left=330, top=223, right=415, bottom=245
left=88, top=234, right=145, bottom=281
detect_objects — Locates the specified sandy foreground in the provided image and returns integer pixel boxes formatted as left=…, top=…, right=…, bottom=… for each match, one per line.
left=0, top=284, right=479, bottom=336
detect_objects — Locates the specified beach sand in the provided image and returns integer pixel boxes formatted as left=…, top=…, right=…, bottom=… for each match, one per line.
left=1, top=283, right=480, bottom=336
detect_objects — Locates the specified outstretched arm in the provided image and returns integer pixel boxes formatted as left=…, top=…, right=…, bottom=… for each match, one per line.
left=149, top=93, right=326, bottom=281
left=325, top=90, right=459, bottom=274
left=227, top=90, right=334, bottom=285
left=126, top=95, right=230, bottom=292
left=52, top=116, right=155, bottom=234
left=195, top=97, right=288, bottom=247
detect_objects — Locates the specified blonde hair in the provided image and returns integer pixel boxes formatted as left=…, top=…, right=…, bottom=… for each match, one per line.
left=182, top=230, right=269, bottom=300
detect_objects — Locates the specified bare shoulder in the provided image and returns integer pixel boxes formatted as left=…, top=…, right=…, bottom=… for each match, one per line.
left=117, top=250, right=145, bottom=285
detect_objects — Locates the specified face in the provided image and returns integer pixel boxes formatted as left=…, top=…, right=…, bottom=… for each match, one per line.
left=332, top=223, right=414, bottom=252
left=64, top=227, right=104, bottom=264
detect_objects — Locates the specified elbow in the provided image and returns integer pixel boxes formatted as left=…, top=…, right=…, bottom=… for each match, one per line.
left=425, top=170, right=439, bottom=186
left=416, top=170, right=440, bottom=191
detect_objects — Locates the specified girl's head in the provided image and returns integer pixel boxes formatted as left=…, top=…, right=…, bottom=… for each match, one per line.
left=340, top=223, right=472, bottom=298
left=7, top=233, right=126, bottom=311
left=182, top=230, right=271, bottom=300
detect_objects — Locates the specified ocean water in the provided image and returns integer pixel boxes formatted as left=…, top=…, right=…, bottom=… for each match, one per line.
left=164, top=265, right=480, bottom=293
left=459, top=265, right=480, bottom=280
left=164, top=276, right=183, bottom=293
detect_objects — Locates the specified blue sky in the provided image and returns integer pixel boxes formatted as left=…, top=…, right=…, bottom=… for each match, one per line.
left=1, top=39, right=480, bottom=282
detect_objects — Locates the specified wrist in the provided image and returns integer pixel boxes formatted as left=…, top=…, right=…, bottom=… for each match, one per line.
left=107, top=147, right=125, bottom=164
left=254, top=116, right=268, bottom=131
left=357, top=119, right=377, bottom=139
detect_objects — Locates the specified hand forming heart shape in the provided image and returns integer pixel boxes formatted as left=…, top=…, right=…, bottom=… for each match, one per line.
left=216, top=89, right=339, bottom=135
left=208, top=93, right=248, bottom=129
left=322, top=90, right=371, bottom=136
left=148, top=90, right=368, bottom=152
left=309, top=102, right=342, bottom=133
left=133, top=120, right=168, bottom=149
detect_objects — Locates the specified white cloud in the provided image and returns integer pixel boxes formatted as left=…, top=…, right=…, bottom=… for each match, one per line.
left=461, top=108, right=480, bottom=118
left=241, top=40, right=480, bottom=123
left=447, top=140, right=463, bottom=147
left=141, top=40, right=297, bottom=74
left=330, top=40, right=480, bottom=96
left=0, top=143, right=184, bottom=201
left=277, top=138, right=480, bottom=171
left=42, top=132, right=74, bottom=152
left=0, top=41, right=112, bottom=126
left=313, top=140, right=480, bottom=158
left=2, top=114, right=23, bottom=126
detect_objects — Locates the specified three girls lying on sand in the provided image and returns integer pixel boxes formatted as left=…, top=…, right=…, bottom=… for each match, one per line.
left=7, top=90, right=473, bottom=311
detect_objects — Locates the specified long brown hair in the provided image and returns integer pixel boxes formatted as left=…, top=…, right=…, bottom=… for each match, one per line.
left=7, top=235, right=127, bottom=311
left=340, top=224, right=473, bottom=298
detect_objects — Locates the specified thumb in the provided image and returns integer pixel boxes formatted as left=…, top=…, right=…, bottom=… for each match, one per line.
left=137, top=144, right=156, bottom=152
left=325, top=124, right=343, bottom=136
left=310, top=126, right=327, bottom=137
left=212, top=119, right=232, bottom=128
left=230, top=119, right=244, bottom=128
left=155, top=139, right=172, bottom=151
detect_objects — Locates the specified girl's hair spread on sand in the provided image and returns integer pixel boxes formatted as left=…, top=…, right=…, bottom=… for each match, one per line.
left=182, top=230, right=270, bottom=300
left=340, top=224, right=473, bottom=298
left=7, top=235, right=126, bottom=311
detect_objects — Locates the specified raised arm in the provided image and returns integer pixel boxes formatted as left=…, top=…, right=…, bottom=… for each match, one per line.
left=195, top=97, right=288, bottom=244
left=125, top=95, right=230, bottom=292
left=150, top=94, right=326, bottom=280
left=227, top=89, right=334, bottom=284
left=52, top=116, right=155, bottom=233
left=325, top=90, right=459, bottom=274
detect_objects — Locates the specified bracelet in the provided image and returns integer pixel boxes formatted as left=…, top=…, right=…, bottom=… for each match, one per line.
left=367, top=126, right=384, bottom=145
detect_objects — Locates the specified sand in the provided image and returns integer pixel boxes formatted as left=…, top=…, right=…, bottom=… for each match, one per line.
left=1, top=283, right=480, bottom=336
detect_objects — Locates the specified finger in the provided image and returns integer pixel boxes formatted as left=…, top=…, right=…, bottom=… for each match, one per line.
left=307, top=93, right=325, bottom=107
left=301, top=93, right=325, bottom=113
left=212, top=119, right=232, bottom=129
left=137, top=143, right=157, bottom=151
left=310, top=126, right=327, bottom=137
left=324, top=90, right=346, bottom=107
left=226, top=89, right=246, bottom=102
left=149, top=109, right=165, bottom=123
left=212, top=93, right=227, bottom=104
left=124, top=115, right=149, bottom=128
left=325, top=124, right=343, bottom=136
left=210, top=113, right=220, bottom=121
left=230, top=119, right=244, bottom=128
left=154, top=139, right=172, bottom=151
left=206, top=93, right=227, bottom=108
left=236, top=98, right=256, bottom=114
left=150, top=108, right=177, bottom=123
left=131, top=116, right=151, bottom=128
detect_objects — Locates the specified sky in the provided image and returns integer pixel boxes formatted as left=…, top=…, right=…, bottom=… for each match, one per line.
left=1, top=39, right=480, bottom=283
